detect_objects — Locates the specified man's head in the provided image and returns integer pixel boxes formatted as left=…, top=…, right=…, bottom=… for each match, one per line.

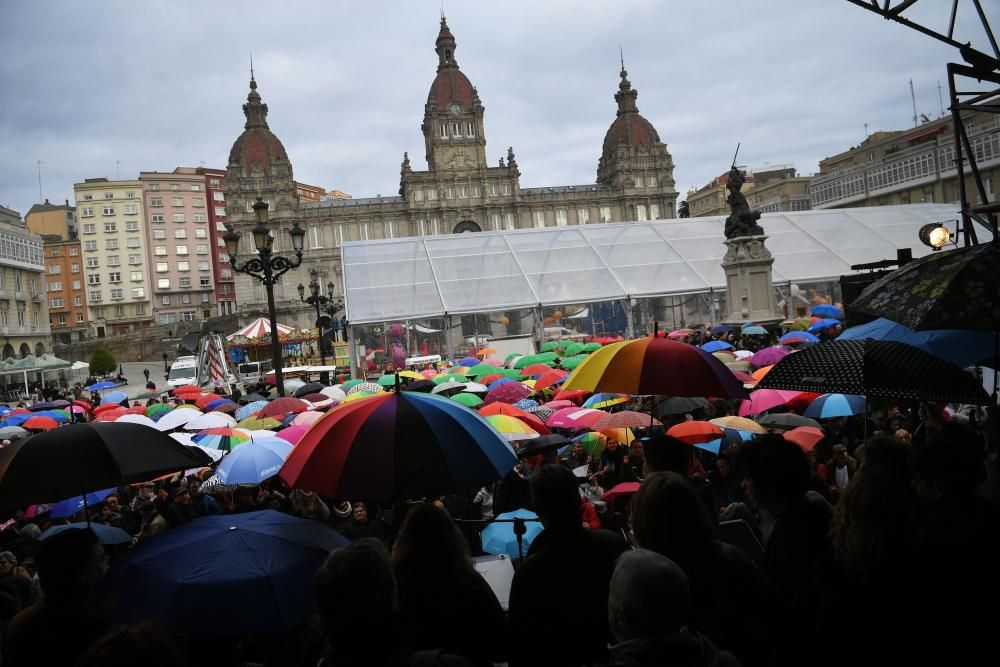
left=0, top=551, right=16, bottom=574
left=138, top=500, right=157, bottom=518
left=571, top=442, right=584, bottom=457
left=530, top=464, right=580, bottom=529
left=832, top=444, right=848, bottom=465
left=139, top=483, right=155, bottom=500
left=314, top=539, right=395, bottom=641
left=715, top=456, right=731, bottom=477
left=173, top=488, right=190, bottom=505
left=35, top=527, right=107, bottom=603
left=352, top=501, right=369, bottom=523
left=608, top=549, right=691, bottom=642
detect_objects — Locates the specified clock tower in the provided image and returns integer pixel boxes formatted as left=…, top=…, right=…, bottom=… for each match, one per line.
left=421, top=17, right=487, bottom=172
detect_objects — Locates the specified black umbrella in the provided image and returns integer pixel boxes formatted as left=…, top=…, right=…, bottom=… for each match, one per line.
left=756, top=413, right=822, bottom=430
left=517, top=434, right=572, bottom=458
left=849, top=242, right=999, bottom=332
left=656, top=396, right=708, bottom=416
left=0, top=423, right=214, bottom=509
left=756, top=340, right=990, bottom=404
left=293, top=382, right=325, bottom=398
left=130, top=391, right=160, bottom=401
left=239, top=393, right=269, bottom=405
left=401, top=379, right=436, bottom=393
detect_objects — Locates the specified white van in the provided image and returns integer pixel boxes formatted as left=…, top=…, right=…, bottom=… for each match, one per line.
left=238, top=360, right=272, bottom=384
left=167, top=356, right=198, bottom=388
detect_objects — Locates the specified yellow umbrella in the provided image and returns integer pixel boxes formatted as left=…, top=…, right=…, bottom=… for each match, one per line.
left=398, top=370, right=423, bottom=380
left=236, top=416, right=282, bottom=430
left=343, top=390, right=378, bottom=403
left=597, top=427, right=636, bottom=446
left=521, top=379, right=536, bottom=389
left=709, top=416, right=767, bottom=434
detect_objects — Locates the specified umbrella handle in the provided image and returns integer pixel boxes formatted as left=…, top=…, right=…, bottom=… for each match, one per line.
left=513, top=516, right=527, bottom=561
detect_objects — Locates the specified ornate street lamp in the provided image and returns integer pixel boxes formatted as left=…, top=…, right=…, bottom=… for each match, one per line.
left=297, top=268, right=337, bottom=367
left=224, top=197, right=306, bottom=396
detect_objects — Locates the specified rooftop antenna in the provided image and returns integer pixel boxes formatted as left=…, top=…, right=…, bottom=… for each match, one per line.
left=620, top=44, right=625, bottom=71
left=36, top=160, right=43, bottom=203
left=909, top=79, right=918, bottom=127
left=440, top=0, right=444, bottom=19
left=937, top=80, right=945, bottom=117
left=250, top=52, right=254, bottom=81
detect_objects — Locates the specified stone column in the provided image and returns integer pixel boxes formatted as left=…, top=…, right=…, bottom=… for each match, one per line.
left=721, top=235, right=784, bottom=325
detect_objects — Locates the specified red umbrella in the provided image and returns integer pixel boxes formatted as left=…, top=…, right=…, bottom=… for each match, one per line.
left=477, top=403, right=549, bottom=435
left=666, top=421, right=724, bottom=445
left=94, top=403, right=125, bottom=416
left=522, top=363, right=555, bottom=377
left=479, top=374, right=505, bottom=386
left=258, top=397, right=310, bottom=419
left=783, top=426, right=826, bottom=451
left=553, top=389, right=590, bottom=404
left=172, top=385, right=201, bottom=395
left=595, top=411, right=662, bottom=429
left=540, top=399, right=576, bottom=410
left=194, top=394, right=223, bottom=410
left=602, top=482, right=641, bottom=502
left=535, top=369, right=569, bottom=392
left=93, top=408, right=128, bottom=422
left=483, top=382, right=532, bottom=406
left=126, top=405, right=148, bottom=415
left=72, top=400, right=93, bottom=413
left=23, top=416, right=60, bottom=431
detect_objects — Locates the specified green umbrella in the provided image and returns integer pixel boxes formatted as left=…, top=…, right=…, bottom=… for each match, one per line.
left=515, top=354, right=557, bottom=369
left=726, top=360, right=752, bottom=372
left=560, top=355, right=588, bottom=370
left=433, top=373, right=466, bottom=384
left=450, top=393, right=484, bottom=408
left=145, top=403, right=172, bottom=419
left=466, top=364, right=498, bottom=378
left=504, top=353, right=522, bottom=363
left=340, top=379, right=364, bottom=391
left=535, top=351, right=559, bottom=362
left=540, top=341, right=559, bottom=353
left=564, top=343, right=585, bottom=357
left=498, top=369, right=524, bottom=380
left=712, top=351, right=735, bottom=364
left=377, top=374, right=397, bottom=388
left=582, top=342, right=603, bottom=352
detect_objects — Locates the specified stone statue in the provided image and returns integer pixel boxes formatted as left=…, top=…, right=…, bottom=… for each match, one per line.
left=724, top=166, right=764, bottom=239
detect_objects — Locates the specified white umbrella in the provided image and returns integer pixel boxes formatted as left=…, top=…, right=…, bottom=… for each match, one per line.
left=168, top=432, right=197, bottom=447
left=733, top=350, right=754, bottom=360
left=114, top=414, right=157, bottom=428
left=285, top=379, right=306, bottom=392
left=186, top=411, right=237, bottom=431
left=319, top=386, right=347, bottom=402
left=154, top=409, right=200, bottom=432
left=431, top=382, right=465, bottom=395
left=245, top=429, right=279, bottom=441
left=462, top=382, right=489, bottom=393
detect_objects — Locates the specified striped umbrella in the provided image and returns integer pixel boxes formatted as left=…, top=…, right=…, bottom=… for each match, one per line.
left=582, top=392, right=631, bottom=409
left=192, top=428, right=251, bottom=452
left=594, top=411, right=661, bottom=429
left=145, top=404, right=173, bottom=421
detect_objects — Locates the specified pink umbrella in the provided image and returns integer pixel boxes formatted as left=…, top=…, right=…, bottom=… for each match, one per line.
left=547, top=408, right=607, bottom=430
left=274, top=424, right=309, bottom=445
left=291, top=411, right=325, bottom=427
left=483, top=382, right=532, bottom=406
left=483, top=357, right=504, bottom=366
left=749, top=346, right=792, bottom=369
left=420, top=369, right=438, bottom=379
left=738, top=389, right=805, bottom=416
left=540, top=399, right=576, bottom=410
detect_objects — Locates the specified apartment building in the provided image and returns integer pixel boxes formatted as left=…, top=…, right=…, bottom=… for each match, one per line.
left=43, top=236, right=88, bottom=343
left=139, top=168, right=216, bottom=325
left=73, top=178, right=153, bottom=337
left=196, top=167, right=236, bottom=316
left=26, top=199, right=77, bottom=239
left=0, top=206, right=51, bottom=357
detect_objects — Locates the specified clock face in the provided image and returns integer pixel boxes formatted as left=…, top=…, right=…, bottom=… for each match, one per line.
left=449, top=103, right=462, bottom=115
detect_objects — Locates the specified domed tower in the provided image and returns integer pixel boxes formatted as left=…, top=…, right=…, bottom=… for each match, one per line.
left=421, top=17, right=487, bottom=172
left=597, top=66, right=676, bottom=208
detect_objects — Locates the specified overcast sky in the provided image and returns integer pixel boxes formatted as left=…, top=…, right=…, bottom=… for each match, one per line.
left=0, top=0, right=991, bottom=217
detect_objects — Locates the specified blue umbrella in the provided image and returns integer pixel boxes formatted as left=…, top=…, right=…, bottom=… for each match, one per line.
left=49, top=487, right=115, bottom=519
left=481, top=509, right=543, bottom=559
left=811, top=304, right=844, bottom=319
left=837, top=318, right=998, bottom=369
left=91, top=510, right=349, bottom=636
left=40, top=522, right=131, bottom=545
left=807, top=318, right=841, bottom=333
left=235, top=400, right=268, bottom=421
left=779, top=331, right=819, bottom=344
left=101, top=391, right=128, bottom=405
left=742, top=326, right=768, bottom=335
left=0, top=406, right=11, bottom=417
left=710, top=324, right=733, bottom=335
left=487, top=378, right=515, bottom=391
left=205, top=399, right=233, bottom=411
left=215, top=439, right=292, bottom=486
left=34, top=410, right=69, bottom=423
left=804, top=393, right=866, bottom=419
left=0, top=414, right=32, bottom=427
left=701, top=340, right=734, bottom=352
left=513, top=399, right=539, bottom=410
left=87, top=381, right=117, bottom=391
left=458, top=356, right=480, bottom=367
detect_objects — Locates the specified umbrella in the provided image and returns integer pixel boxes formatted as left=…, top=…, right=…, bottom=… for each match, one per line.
left=0, top=414, right=33, bottom=428
left=808, top=318, right=841, bottom=334
left=145, top=404, right=172, bottom=420
left=757, top=340, right=990, bottom=404
left=738, top=389, right=807, bottom=417
left=539, top=342, right=560, bottom=353
left=113, top=414, right=157, bottom=428
left=782, top=426, right=826, bottom=451
left=92, top=510, right=349, bottom=636
left=573, top=431, right=606, bottom=458
left=595, top=411, right=661, bottom=429
left=461, top=381, right=489, bottom=394
left=779, top=331, right=819, bottom=345
left=521, top=363, right=555, bottom=377
left=279, top=392, right=517, bottom=501
left=701, top=341, right=734, bottom=352
left=433, top=373, right=466, bottom=385
left=513, top=399, right=539, bottom=410
left=258, top=397, right=310, bottom=419
left=48, top=487, right=115, bottom=519
left=541, top=399, right=576, bottom=410
left=553, top=389, right=590, bottom=403
left=837, top=318, right=999, bottom=369
left=130, top=392, right=160, bottom=401
left=757, top=413, right=822, bottom=430
left=215, top=440, right=293, bottom=485
left=811, top=304, right=844, bottom=319
left=750, top=347, right=791, bottom=368
left=525, top=405, right=555, bottom=422
left=401, top=380, right=436, bottom=393
left=534, top=370, right=569, bottom=392
left=339, top=379, right=364, bottom=391
left=710, top=324, right=733, bottom=335
left=191, top=427, right=251, bottom=452
left=376, top=374, right=400, bottom=388
left=582, top=392, right=630, bottom=409
left=602, top=482, right=641, bottom=503
left=239, top=392, right=270, bottom=404
left=319, top=386, right=348, bottom=401
left=709, top=416, right=767, bottom=434
left=483, top=382, right=532, bottom=406
left=656, top=396, right=708, bottom=416
left=465, top=363, right=499, bottom=378
left=292, top=382, right=325, bottom=398
left=848, top=240, right=1000, bottom=332
left=546, top=408, right=607, bottom=430
left=480, top=509, right=543, bottom=560
left=284, top=379, right=307, bottom=393
left=0, top=423, right=212, bottom=507
left=154, top=408, right=201, bottom=432
left=560, top=355, right=589, bottom=370
left=478, top=403, right=547, bottom=434
left=0, top=426, right=28, bottom=440
left=563, top=339, right=748, bottom=399
left=804, top=393, right=866, bottom=419
left=451, top=393, right=484, bottom=408
left=346, top=382, right=383, bottom=396
left=458, top=356, right=480, bottom=367
left=485, top=414, right=539, bottom=441
left=86, top=381, right=117, bottom=391
left=206, top=400, right=236, bottom=413
left=291, top=411, right=325, bottom=427
left=40, top=523, right=132, bottom=545
left=517, top=434, right=572, bottom=458
left=100, top=391, right=127, bottom=406
left=235, top=401, right=269, bottom=421
left=666, top=421, right=724, bottom=445
left=236, top=417, right=282, bottom=431
left=185, top=411, right=237, bottom=430
left=742, top=326, right=768, bottom=336
left=431, top=381, right=466, bottom=396
left=28, top=402, right=58, bottom=412
left=23, top=416, right=59, bottom=431
left=273, top=424, right=309, bottom=445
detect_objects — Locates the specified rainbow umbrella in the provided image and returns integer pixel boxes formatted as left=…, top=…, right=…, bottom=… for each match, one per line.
left=192, top=428, right=251, bottom=452
left=563, top=339, right=747, bottom=399
left=145, top=404, right=173, bottom=421
left=582, top=392, right=631, bottom=409
left=485, top=414, right=539, bottom=441
left=573, top=431, right=606, bottom=458
left=279, top=392, right=517, bottom=501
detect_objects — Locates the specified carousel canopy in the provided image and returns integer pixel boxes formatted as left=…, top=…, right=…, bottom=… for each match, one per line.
left=227, top=317, right=315, bottom=348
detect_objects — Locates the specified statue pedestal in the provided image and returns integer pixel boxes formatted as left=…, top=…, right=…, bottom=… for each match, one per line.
left=721, top=235, right=784, bottom=325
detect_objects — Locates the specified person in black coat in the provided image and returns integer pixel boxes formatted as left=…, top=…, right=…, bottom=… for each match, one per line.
left=508, top=465, right=628, bottom=666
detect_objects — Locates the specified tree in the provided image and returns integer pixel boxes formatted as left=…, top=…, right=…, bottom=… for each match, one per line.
left=678, top=200, right=690, bottom=218
left=89, top=347, right=117, bottom=376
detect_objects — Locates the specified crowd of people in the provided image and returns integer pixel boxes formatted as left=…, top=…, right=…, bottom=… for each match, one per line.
left=0, top=328, right=997, bottom=666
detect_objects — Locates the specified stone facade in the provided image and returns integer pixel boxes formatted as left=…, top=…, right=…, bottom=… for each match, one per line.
left=0, top=208, right=50, bottom=358
left=223, top=17, right=678, bottom=331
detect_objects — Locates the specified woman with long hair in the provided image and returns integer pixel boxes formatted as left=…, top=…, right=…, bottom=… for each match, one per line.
left=391, top=502, right=507, bottom=666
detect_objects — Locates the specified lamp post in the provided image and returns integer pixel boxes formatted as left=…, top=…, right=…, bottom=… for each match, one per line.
left=223, top=197, right=306, bottom=397
left=297, top=268, right=335, bottom=367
